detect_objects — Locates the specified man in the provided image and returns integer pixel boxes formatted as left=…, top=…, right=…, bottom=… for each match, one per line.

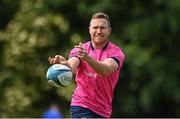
left=48, top=12, right=125, bottom=118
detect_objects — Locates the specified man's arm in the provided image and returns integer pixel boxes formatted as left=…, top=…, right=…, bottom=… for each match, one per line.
left=67, top=57, right=80, bottom=74
left=48, top=55, right=80, bottom=74
left=74, top=44, right=118, bottom=76
left=85, top=55, right=118, bottom=76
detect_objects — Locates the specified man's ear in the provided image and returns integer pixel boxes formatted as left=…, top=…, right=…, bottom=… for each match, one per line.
left=109, top=27, right=112, bottom=32
left=88, top=26, right=91, bottom=34
left=108, top=27, right=112, bottom=35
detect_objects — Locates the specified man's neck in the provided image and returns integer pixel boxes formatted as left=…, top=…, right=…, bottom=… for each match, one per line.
left=92, top=41, right=108, bottom=49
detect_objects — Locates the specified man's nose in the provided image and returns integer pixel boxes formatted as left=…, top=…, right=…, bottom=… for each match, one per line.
left=96, top=28, right=102, bottom=33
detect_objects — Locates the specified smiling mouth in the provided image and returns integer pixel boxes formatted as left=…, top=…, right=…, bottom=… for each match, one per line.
left=95, top=35, right=102, bottom=38
left=95, top=36, right=102, bottom=39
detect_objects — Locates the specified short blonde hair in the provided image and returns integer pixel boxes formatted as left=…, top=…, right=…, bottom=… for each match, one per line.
left=91, top=12, right=111, bottom=28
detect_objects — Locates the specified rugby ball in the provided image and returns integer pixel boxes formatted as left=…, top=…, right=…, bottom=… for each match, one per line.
left=46, top=64, right=73, bottom=87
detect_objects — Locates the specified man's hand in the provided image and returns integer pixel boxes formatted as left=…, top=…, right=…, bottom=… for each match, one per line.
left=48, top=55, right=67, bottom=65
left=74, top=42, right=88, bottom=60
left=48, top=53, right=81, bottom=74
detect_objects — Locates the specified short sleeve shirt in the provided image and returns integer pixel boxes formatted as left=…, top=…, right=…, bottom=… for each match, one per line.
left=69, top=41, right=125, bottom=117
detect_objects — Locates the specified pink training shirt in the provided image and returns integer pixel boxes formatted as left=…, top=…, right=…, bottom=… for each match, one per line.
left=69, top=41, right=125, bottom=117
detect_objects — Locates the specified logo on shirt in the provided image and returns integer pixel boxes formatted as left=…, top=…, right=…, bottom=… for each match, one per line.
left=83, top=70, right=97, bottom=78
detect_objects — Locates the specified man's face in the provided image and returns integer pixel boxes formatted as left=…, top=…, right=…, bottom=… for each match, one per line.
left=89, top=18, right=111, bottom=46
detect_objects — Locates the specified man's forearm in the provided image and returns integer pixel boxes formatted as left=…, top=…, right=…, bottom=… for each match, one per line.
left=85, top=56, right=111, bottom=76
left=67, top=57, right=80, bottom=74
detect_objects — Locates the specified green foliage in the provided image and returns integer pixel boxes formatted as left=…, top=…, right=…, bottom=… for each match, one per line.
left=0, top=0, right=179, bottom=118
left=0, top=0, right=20, bottom=29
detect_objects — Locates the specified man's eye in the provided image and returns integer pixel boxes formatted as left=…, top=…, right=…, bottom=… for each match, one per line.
left=100, top=27, right=106, bottom=29
left=92, top=26, right=106, bottom=30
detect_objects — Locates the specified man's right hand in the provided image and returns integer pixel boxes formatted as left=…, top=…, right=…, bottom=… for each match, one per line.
left=48, top=55, right=67, bottom=65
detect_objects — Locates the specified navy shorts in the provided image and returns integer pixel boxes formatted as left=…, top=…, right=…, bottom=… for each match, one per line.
left=70, top=106, right=105, bottom=118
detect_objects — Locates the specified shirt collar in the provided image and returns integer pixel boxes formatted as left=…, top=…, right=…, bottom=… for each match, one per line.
left=90, top=41, right=109, bottom=51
